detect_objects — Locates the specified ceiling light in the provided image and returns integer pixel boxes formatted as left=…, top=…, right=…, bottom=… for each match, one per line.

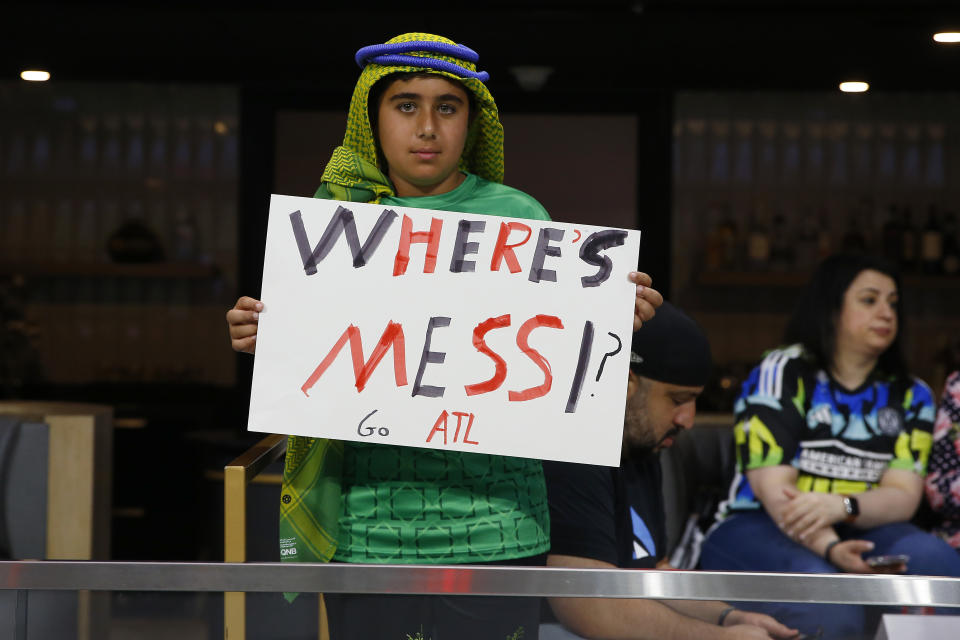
left=839, top=81, right=869, bottom=93
left=934, top=32, right=960, bottom=43
left=20, top=70, right=50, bottom=82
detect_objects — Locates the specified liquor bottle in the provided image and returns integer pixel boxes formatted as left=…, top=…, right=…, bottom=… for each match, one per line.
left=795, top=207, right=819, bottom=271
left=781, top=123, right=801, bottom=185
left=841, top=203, right=867, bottom=254
left=125, top=114, right=145, bottom=178
left=804, top=122, right=825, bottom=185
left=746, top=205, right=770, bottom=270
left=732, top=120, right=753, bottom=185
left=2, top=200, right=27, bottom=262
left=29, top=121, right=51, bottom=175
left=757, top=121, right=778, bottom=187
left=880, top=205, right=903, bottom=266
left=853, top=123, right=875, bottom=185
left=217, top=115, right=238, bottom=180
left=816, top=206, right=833, bottom=261
left=171, top=202, right=198, bottom=262
left=827, top=121, right=849, bottom=186
left=876, top=123, right=896, bottom=183
left=78, top=115, right=98, bottom=179
left=925, top=124, right=945, bottom=188
left=901, top=208, right=919, bottom=273
left=941, top=211, right=960, bottom=276
left=147, top=114, right=168, bottom=180
left=901, top=124, right=921, bottom=185
left=703, top=204, right=725, bottom=271
left=101, top=115, right=122, bottom=177
left=769, top=208, right=793, bottom=271
left=195, top=118, right=215, bottom=182
left=51, top=199, right=75, bottom=263
left=708, top=120, right=730, bottom=185
left=172, top=116, right=192, bottom=180
left=718, top=203, right=739, bottom=270
left=921, top=206, right=944, bottom=275
left=53, top=117, right=77, bottom=180
left=5, top=127, right=26, bottom=177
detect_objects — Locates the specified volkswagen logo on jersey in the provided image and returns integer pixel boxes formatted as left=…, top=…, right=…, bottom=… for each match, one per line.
left=877, top=407, right=903, bottom=436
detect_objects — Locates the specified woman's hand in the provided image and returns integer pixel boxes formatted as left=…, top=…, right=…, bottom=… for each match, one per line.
left=226, top=296, right=262, bottom=354
left=630, top=271, right=663, bottom=331
left=780, top=486, right=847, bottom=541
left=827, top=539, right=906, bottom=574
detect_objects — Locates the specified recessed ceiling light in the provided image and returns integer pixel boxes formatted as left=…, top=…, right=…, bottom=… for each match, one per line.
left=839, top=81, right=869, bottom=93
left=20, top=70, right=50, bottom=82
left=934, top=32, right=960, bottom=43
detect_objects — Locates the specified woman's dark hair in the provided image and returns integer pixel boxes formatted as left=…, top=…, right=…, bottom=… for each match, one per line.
left=366, top=72, right=476, bottom=173
left=783, top=253, right=908, bottom=378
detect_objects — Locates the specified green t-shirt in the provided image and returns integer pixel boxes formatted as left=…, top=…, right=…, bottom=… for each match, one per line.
left=334, top=172, right=551, bottom=564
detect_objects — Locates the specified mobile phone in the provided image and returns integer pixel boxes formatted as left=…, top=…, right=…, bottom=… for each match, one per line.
left=865, top=554, right=909, bottom=568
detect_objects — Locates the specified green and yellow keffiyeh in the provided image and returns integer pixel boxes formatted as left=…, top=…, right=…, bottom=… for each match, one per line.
left=280, top=32, right=501, bottom=601
left=315, top=31, right=505, bottom=203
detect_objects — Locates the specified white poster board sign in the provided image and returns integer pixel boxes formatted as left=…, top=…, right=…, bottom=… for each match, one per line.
left=249, top=194, right=641, bottom=466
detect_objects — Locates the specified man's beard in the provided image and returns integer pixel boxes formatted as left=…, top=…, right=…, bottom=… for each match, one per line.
left=622, top=410, right=680, bottom=459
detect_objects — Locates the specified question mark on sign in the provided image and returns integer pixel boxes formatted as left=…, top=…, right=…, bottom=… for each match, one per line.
left=595, top=332, right=622, bottom=382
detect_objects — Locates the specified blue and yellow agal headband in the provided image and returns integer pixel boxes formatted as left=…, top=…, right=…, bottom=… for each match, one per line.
left=355, top=40, right=491, bottom=82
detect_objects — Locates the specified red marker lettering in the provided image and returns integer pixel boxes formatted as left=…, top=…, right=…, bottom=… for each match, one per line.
left=453, top=411, right=479, bottom=445
left=464, top=314, right=511, bottom=396
left=301, top=321, right=407, bottom=396
left=394, top=214, right=443, bottom=276
left=426, top=410, right=478, bottom=445
left=490, top=221, right=532, bottom=274
left=426, top=410, right=449, bottom=444
left=509, top=314, right=563, bottom=401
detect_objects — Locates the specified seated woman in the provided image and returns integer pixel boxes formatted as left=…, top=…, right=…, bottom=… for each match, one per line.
left=700, top=254, right=960, bottom=639
left=925, top=370, right=960, bottom=549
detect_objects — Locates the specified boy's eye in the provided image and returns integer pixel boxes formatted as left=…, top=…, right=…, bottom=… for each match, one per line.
left=397, top=102, right=416, bottom=113
left=437, top=103, right=456, bottom=114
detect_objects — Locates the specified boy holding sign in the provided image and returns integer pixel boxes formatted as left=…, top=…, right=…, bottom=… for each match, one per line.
left=227, top=33, right=661, bottom=638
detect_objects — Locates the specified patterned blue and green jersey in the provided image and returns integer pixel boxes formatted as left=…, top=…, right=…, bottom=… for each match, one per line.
left=722, top=344, right=935, bottom=513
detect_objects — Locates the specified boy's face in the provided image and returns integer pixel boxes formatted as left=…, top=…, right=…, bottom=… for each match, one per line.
left=376, top=75, right=470, bottom=197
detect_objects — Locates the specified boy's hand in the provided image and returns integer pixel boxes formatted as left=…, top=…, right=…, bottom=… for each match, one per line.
left=630, top=271, right=663, bottom=331
left=226, top=296, right=262, bottom=354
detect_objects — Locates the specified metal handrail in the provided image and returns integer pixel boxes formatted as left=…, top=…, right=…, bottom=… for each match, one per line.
left=2, top=561, right=959, bottom=608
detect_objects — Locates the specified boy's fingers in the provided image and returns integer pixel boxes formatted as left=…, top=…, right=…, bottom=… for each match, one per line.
left=230, top=323, right=258, bottom=339
left=628, top=271, right=653, bottom=287
left=640, top=286, right=664, bottom=309
left=635, top=298, right=657, bottom=322
left=232, top=335, right=257, bottom=354
left=226, top=308, right=260, bottom=325
left=235, top=296, right=263, bottom=311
